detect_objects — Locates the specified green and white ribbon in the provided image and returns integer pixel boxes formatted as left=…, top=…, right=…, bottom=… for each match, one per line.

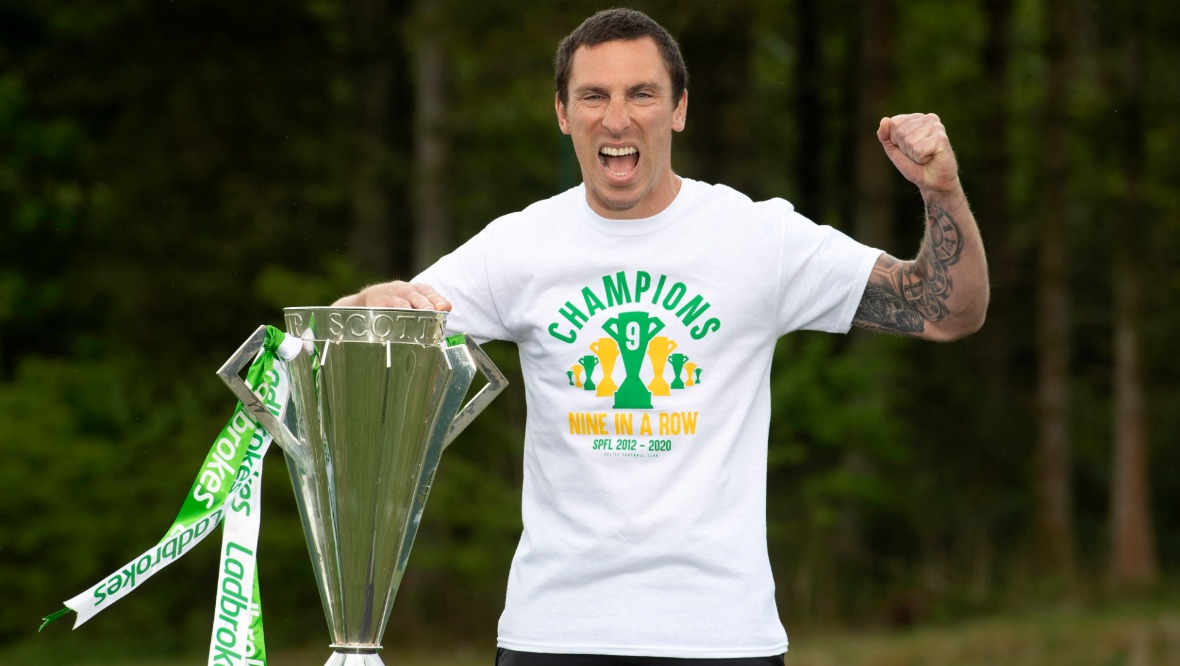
left=42, top=325, right=301, bottom=666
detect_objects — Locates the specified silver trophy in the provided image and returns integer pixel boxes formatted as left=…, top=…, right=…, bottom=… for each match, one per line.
left=217, top=307, right=507, bottom=666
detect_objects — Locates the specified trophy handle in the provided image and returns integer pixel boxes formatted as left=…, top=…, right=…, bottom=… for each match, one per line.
left=216, top=325, right=309, bottom=472
left=442, top=335, right=509, bottom=451
left=647, top=318, right=666, bottom=339
left=602, top=318, right=621, bottom=341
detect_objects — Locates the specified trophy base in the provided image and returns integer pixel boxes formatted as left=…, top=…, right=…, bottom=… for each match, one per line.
left=326, top=645, right=385, bottom=666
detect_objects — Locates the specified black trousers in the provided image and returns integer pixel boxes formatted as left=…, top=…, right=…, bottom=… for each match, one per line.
left=496, top=648, right=785, bottom=665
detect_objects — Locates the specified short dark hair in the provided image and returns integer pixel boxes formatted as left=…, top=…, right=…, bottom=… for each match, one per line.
left=554, top=8, right=688, bottom=107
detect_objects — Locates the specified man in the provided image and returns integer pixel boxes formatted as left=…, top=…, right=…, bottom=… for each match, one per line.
left=336, top=8, right=988, bottom=665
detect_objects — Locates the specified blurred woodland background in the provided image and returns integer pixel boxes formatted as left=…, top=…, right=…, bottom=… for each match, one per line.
left=2, top=0, right=1178, bottom=662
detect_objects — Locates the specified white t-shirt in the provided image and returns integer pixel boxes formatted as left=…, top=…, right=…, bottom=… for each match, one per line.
left=416, top=178, right=881, bottom=658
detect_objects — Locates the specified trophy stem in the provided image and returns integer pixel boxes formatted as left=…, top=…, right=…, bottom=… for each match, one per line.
left=326, top=645, right=385, bottom=666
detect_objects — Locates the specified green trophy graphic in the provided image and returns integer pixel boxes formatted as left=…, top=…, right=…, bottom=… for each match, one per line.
left=668, top=352, right=690, bottom=389
left=578, top=354, right=599, bottom=391
left=603, top=312, right=665, bottom=409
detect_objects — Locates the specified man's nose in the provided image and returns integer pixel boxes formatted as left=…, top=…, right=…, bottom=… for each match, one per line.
left=602, top=98, right=631, bottom=134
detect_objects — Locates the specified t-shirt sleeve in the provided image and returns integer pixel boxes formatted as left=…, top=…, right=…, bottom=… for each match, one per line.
left=775, top=209, right=882, bottom=335
left=413, top=224, right=514, bottom=343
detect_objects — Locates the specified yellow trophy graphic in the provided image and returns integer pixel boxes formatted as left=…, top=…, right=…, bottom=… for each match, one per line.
left=646, top=336, right=678, bottom=397
left=589, top=337, right=620, bottom=398
left=684, top=362, right=698, bottom=387
left=570, top=363, right=584, bottom=388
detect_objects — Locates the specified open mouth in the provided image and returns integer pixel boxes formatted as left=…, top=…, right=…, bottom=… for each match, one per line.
left=599, top=146, right=639, bottom=177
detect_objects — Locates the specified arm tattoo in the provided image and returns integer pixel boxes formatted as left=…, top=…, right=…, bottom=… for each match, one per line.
left=852, top=203, right=963, bottom=336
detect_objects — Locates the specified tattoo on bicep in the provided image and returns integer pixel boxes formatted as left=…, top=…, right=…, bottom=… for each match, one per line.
left=852, top=203, right=963, bottom=336
left=854, top=281, right=927, bottom=334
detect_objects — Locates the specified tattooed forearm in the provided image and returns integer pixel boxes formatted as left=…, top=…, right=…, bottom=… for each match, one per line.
left=855, top=280, right=927, bottom=334
left=852, top=203, right=963, bottom=336
left=925, top=202, right=964, bottom=266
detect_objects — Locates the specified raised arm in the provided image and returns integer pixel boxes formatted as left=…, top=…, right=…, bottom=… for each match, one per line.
left=852, top=113, right=989, bottom=341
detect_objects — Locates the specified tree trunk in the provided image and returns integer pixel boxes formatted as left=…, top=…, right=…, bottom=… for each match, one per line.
left=346, top=0, right=395, bottom=276
left=1111, top=243, right=1155, bottom=586
left=676, top=5, right=753, bottom=191
left=853, top=0, right=896, bottom=252
left=411, top=0, right=450, bottom=274
left=792, top=0, right=823, bottom=218
left=1034, top=0, right=1075, bottom=577
left=975, top=0, right=1015, bottom=441
left=1109, top=0, right=1156, bottom=588
left=840, top=0, right=896, bottom=566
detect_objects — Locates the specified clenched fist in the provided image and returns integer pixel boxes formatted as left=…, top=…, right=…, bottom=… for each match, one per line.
left=878, top=113, right=960, bottom=195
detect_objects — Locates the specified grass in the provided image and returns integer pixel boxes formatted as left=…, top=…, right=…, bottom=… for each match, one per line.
left=7, top=600, right=1179, bottom=665
left=786, top=602, right=1180, bottom=666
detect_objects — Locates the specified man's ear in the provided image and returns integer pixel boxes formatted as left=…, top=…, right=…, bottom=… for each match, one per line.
left=672, top=89, right=688, bottom=132
left=555, top=93, right=571, bottom=135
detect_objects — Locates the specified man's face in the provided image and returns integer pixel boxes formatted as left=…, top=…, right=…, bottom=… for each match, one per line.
left=556, top=37, right=687, bottom=220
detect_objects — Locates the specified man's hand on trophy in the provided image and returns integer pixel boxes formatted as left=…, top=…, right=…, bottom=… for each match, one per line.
left=333, top=281, right=452, bottom=311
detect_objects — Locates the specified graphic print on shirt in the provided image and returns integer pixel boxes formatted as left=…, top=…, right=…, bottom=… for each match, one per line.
left=547, top=270, right=720, bottom=459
